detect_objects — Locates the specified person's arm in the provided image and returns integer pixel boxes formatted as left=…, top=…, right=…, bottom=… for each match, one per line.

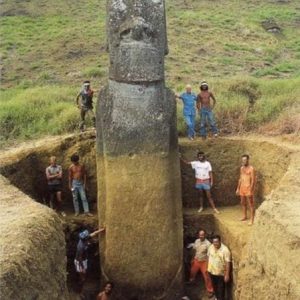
left=76, top=92, right=81, bottom=107
left=57, top=166, right=62, bottom=179
left=46, top=168, right=59, bottom=180
left=90, top=227, right=105, bottom=238
left=224, top=248, right=231, bottom=283
left=236, top=168, right=241, bottom=195
left=224, top=261, right=231, bottom=282
left=209, top=171, right=213, bottom=187
left=250, top=167, right=256, bottom=193
left=68, top=166, right=73, bottom=190
left=179, top=154, right=191, bottom=165
left=210, top=92, right=216, bottom=109
left=82, top=165, right=87, bottom=188
left=196, top=94, right=202, bottom=110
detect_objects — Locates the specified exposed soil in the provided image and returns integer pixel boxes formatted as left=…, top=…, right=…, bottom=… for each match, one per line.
left=1, top=132, right=299, bottom=299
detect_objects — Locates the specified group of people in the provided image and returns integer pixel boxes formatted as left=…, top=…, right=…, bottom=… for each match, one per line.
left=182, top=151, right=256, bottom=226
left=75, top=80, right=218, bottom=139
left=45, top=154, right=93, bottom=217
left=185, top=230, right=231, bottom=300
left=176, top=81, right=218, bottom=140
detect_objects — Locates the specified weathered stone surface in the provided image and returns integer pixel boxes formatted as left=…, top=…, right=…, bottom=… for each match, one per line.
left=96, top=1, right=183, bottom=298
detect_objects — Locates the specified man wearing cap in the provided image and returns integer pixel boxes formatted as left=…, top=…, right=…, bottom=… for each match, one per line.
left=76, top=80, right=96, bottom=132
left=74, top=227, right=105, bottom=285
left=197, top=81, right=218, bottom=139
left=176, top=85, right=197, bottom=140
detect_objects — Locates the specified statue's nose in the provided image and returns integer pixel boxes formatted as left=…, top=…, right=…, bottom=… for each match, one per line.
left=131, top=24, right=144, bottom=41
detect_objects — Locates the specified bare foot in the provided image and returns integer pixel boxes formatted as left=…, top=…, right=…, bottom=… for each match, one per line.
left=248, top=221, right=254, bottom=226
left=240, top=217, right=247, bottom=221
left=214, top=208, right=220, bottom=214
left=198, top=207, right=203, bottom=213
left=85, top=212, right=93, bottom=217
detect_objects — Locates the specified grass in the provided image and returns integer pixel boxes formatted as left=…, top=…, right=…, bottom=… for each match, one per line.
left=0, top=0, right=300, bottom=146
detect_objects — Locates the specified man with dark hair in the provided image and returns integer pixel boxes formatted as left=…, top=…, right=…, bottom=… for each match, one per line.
left=188, top=229, right=214, bottom=298
left=197, top=81, right=218, bottom=139
left=97, top=282, right=114, bottom=300
left=236, top=154, right=256, bottom=225
left=207, top=235, right=231, bottom=300
left=68, top=154, right=93, bottom=216
left=76, top=80, right=96, bottom=132
left=181, top=151, right=219, bottom=213
left=45, top=156, right=66, bottom=217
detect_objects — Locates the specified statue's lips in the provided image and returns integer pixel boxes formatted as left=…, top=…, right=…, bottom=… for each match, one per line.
left=112, top=41, right=164, bottom=82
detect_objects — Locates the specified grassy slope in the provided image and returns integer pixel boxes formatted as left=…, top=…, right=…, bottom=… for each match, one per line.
left=0, top=0, right=300, bottom=146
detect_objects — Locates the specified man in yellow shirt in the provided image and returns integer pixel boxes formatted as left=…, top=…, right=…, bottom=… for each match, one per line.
left=207, top=235, right=231, bottom=300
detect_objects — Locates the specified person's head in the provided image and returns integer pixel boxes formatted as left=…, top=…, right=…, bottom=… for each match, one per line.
left=198, top=229, right=206, bottom=241
left=186, top=84, right=192, bottom=94
left=71, top=154, right=80, bottom=164
left=79, top=229, right=90, bottom=241
left=200, top=81, right=209, bottom=91
left=83, top=80, right=90, bottom=91
left=212, top=235, right=221, bottom=249
left=50, top=156, right=57, bottom=166
left=104, top=282, right=114, bottom=294
left=197, top=151, right=205, bottom=162
left=241, top=154, right=250, bottom=167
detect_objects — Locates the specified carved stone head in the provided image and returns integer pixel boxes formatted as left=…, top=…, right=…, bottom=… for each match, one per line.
left=107, top=0, right=168, bottom=82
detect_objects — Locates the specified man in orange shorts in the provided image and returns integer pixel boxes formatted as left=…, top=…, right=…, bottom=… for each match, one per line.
left=188, top=229, right=214, bottom=298
left=236, top=154, right=256, bottom=225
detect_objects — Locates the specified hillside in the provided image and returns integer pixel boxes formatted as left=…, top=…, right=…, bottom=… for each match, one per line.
left=0, top=0, right=300, bottom=146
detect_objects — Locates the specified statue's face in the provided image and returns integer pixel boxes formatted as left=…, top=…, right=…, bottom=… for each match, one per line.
left=107, top=0, right=168, bottom=82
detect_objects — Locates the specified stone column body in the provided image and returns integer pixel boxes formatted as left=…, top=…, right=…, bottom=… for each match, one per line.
left=96, top=1, right=183, bottom=299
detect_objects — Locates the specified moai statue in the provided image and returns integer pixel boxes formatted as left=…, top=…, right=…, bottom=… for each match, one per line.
left=96, top=1, right=183, bottom=299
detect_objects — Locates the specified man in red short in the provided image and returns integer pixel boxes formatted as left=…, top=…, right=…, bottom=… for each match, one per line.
left=236, top=154, right=256, bottom=225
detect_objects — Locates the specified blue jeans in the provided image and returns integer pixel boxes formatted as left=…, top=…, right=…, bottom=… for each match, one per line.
left=184, top=114, right=195, bottom=138
left=200, top=108, right=218, bottom=137
left=71, top=180, right=90, bottom=213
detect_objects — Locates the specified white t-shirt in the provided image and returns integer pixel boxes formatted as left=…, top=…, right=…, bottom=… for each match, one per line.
left=191, top=161, right=212, bottom=180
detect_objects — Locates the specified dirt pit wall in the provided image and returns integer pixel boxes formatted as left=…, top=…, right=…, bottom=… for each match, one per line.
left=0, top=175, right=68, bottom=300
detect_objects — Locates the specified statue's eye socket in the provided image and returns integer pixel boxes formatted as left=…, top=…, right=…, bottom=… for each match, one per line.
left=120, top=28, right=131, bottom=38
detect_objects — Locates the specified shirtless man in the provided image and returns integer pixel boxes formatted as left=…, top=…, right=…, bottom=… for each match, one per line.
left=68, top=154, right=93, bottom=216
left=97, top=282, right=114, bottom=300
left=236, top=154, right=256, bottom=225
left=196, top=81, right=218, bottom=139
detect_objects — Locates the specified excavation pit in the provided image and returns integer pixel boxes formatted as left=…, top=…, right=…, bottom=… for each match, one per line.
left=1, top=132, right=299, bottom=300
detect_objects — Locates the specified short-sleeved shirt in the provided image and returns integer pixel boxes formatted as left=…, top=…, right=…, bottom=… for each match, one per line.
left=193, top=238, right=211, bottom=261
left=180, top=92, right=197, bottom=116
left=207, top=244, right=231, bottom=276
left=191, top=161, right=212, bottom=180
left=46, top=165, right=62, bottom=185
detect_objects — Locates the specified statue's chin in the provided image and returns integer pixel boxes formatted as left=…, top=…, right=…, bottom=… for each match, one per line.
left=111, top=41, right=164, bottom=82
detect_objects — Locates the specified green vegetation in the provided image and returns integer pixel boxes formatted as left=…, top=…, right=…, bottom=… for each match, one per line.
left=0, top=0, right=299, bottom=147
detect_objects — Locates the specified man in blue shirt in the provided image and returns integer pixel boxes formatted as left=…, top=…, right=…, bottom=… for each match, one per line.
left=176, top=84, right=197, bottom=140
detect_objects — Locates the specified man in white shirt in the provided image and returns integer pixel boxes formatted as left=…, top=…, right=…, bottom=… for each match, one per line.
left=181, top=151, right=219, bottom=213
left=188, top=229, right=214, bottom=298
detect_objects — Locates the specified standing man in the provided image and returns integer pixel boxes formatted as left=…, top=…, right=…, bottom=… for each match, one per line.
left=176, top=84, right=197, bottom=140
left=207, top=235, right=231, bottom=300
left=45, top=156, right=66, bottom=217
left=75, top=228, right=105, bottom=285
left=197, top=81, right=218, bottom=139
left=236, top=154, right=256, bottom=225
left=188, top=229, right=214, bottom=298
left=68, top=154, right=93, bottom=217
left=97, top=282, right=114, bottom=300
left=76, top=80, right=96, bottom=132
left=181, top=151, right=219, bottom=213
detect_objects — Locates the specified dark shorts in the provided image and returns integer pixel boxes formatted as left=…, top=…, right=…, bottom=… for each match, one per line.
left=48, top=184, right=62, bottom=193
